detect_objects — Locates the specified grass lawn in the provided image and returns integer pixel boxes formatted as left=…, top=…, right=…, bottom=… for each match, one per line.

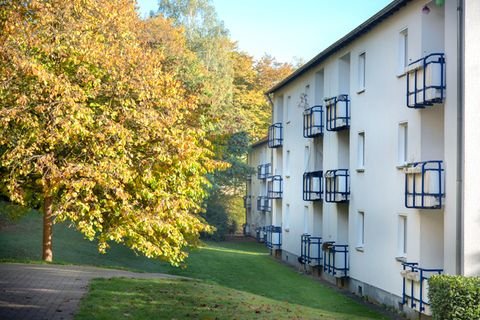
left=0, top=207, right=389, bottom=319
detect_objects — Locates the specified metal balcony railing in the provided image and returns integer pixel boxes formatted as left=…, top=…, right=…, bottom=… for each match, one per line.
left=303, top=171, right=323, bottom=201
left=324, top=169, right=350, bottom=203
left=406, top=53, right=445, bottom=109
left=267, top=175, right=283, bottom=199
left=243, top=195, right=252, bottom=209
left=325, top=94, right=350, bottom=131
left=265, top=225, right=282, bottom=249
left=322, top=242, right=349, bottom=278
left=299, top=234, right=322, bottom=267
left=401, top=262, right=443, bottom=314
left=257, top=163, right=271, bottom=180
left=303, top=105, right=324, bottom=138
left=256, top=196, right=271, bottom=212
left=405, top=161, right=444, bottom=209
left=268, top=123, right=283, bottom=148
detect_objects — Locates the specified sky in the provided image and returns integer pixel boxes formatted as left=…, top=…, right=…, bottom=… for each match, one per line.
left=137, top=0, right=393, bottom=64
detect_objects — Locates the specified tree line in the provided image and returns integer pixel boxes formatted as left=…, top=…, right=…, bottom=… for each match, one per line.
left=0, top=0, right=294, bottom=265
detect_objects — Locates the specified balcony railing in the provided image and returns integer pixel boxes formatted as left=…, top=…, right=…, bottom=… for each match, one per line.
left=406, top=53, right=445, bottom=109
left=255, top=226, right=266, bottom=243
left=243, top=195, right=252, bottom=209
left=303, top=171, right=323, bottom=201
left=401, top=262, right=443, bottom=315
left=268, top=123, right=283, bottom=148
left=299, top=234, right=322, bottom=267
left=324, top=169, right=350, bottom=203
left=303, top=105, right=324, bottom=138
left=256, top=196, right=271, bottom=212
left=267, top=175, right=283, bottom=199
left=265, top=225, right=282, bottom=249
left=257, top=163, right=271, bottom=180
left=322, top=242, right=349, bottom=278
left=325, top=94, right=350, bottom=131
left=405, top=161, right=444, bottom=209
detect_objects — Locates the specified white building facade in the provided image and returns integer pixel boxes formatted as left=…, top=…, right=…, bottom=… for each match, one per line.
left=245, top=0, right=480, bottom=317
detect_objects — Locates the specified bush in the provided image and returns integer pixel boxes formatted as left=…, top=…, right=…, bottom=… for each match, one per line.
left=429, top=274, right=480, bottom=320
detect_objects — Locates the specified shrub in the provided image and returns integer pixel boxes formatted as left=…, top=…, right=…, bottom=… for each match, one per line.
left=429, top=274, right=480, bottom=320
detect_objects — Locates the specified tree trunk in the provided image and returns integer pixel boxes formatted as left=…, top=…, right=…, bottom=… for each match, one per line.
left=42, top=196, right=53, bottom=262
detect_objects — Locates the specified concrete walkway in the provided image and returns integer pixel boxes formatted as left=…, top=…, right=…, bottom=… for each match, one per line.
left=0, top=263, right=182, bottom=320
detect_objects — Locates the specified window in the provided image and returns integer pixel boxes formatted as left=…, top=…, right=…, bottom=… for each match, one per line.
left=303, top=206, right=309, bottom=234
left=286, top=150, right=291, bottom=177
left=304, top=146, right=310, bottom=172
left=286, top=96, right=291, bottom=123
left=397, top=215, right=407, bottom=257
left=358, top=52, right=366, bottom=92
left=398, top=122, right=408, bottom=166
left=285, top=204, right=290, bottom=231
left=398, top=29, right=408, bottom=74
left=357, top=211, right=365, bottom=248
left=357, top=132, right=365, bottom=170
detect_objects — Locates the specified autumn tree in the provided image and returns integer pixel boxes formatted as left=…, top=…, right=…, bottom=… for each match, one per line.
left=0, top=0, right=219, bottom=265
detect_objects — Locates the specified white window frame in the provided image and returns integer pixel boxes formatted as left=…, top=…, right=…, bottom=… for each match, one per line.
left=285, top=150, right=291, bottom=178
left=357, top=52, right=366, bottom=93
left=397, top=215, right=407, bottom=259
left=397, top=122, right=408, bottom=167
left=398, top=28, right=409, bottom=76
left=286, top=96, right=291, bottom=124
left=357, top=131, right=365, bottom=171
left=284, top=203, right=290, bottom=232
left=356, top=211, right=365, bottom=250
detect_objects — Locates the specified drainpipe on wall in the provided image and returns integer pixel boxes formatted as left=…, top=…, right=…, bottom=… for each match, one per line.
left=456, top=0, right=464, bottom=276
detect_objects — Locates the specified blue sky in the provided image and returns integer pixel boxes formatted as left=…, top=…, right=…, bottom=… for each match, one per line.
left=137, top=0, right=393, bottom=63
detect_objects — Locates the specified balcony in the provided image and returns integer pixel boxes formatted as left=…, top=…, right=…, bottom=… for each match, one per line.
left=406, top=53, right=445, bottom=109
left=405, top=161, right=444, bottom=209
left=303, top=171, right=323, bottom=201
left=325, top=94, right=350, bottom=131
left=401, top=262, right=443, bottom=315
left=265, top=225, right=282, bottom=249
left=268, top=123, right=283, bottom=148
left=257, top=163, right=271, bottom=180
left=324, top=169, right=350, bottom=203
left=256, top=196, right=271, bottom=212
left=255, top=226, right=266, bottom=243
left=267, top=175, right=283, bottom=199
left=303, top=105, right=324, bottom=138
left=299, top=234, right=322, bottom=267
left=322, top=242, right=349, bottom=278
left=243, top=195, right=252, bottom=209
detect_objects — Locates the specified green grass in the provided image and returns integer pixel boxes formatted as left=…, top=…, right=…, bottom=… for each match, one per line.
left=0, top=208, right=388, bottom=319
left=77, top=278, right=378, bottom=320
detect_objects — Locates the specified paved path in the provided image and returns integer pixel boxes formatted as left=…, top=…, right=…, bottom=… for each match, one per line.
left=0, top=263, right=182, bottom=320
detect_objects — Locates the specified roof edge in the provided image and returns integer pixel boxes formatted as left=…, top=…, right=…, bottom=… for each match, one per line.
left=266, top=0, right=411, bottom=95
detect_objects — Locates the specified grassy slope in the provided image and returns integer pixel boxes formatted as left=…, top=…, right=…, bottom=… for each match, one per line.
left=0, top=209, right=386, bottom=319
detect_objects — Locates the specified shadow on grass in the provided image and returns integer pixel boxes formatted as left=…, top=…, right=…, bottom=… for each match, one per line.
left=0, top=209, right=386, bottom=319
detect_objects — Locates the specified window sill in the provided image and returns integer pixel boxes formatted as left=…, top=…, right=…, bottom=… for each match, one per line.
left=396, top=163, right=408, bottom=169
left=396, top=71, right=407, bottom=78
left=356, top=88, right=365, bottom=94
left=355, top=246, right=364, bottom=252
left=395, top=256, right=407, bottom=262
left=356, top=168, right=365, bottom=173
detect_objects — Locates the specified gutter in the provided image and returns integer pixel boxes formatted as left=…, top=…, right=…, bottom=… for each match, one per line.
left=456, top=0, right=464, bottom=275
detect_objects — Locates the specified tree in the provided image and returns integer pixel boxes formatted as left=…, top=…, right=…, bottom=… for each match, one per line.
left=0, top=0, right=219, bottom=265
left=157, top=0, right=241, bottom=135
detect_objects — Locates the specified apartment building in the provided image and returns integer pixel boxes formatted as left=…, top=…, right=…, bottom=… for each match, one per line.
left=244, top=0, right=480, bottom=317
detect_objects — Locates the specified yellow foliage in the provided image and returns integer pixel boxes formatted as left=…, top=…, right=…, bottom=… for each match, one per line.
left=0, top=0, right=220, bottom=266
